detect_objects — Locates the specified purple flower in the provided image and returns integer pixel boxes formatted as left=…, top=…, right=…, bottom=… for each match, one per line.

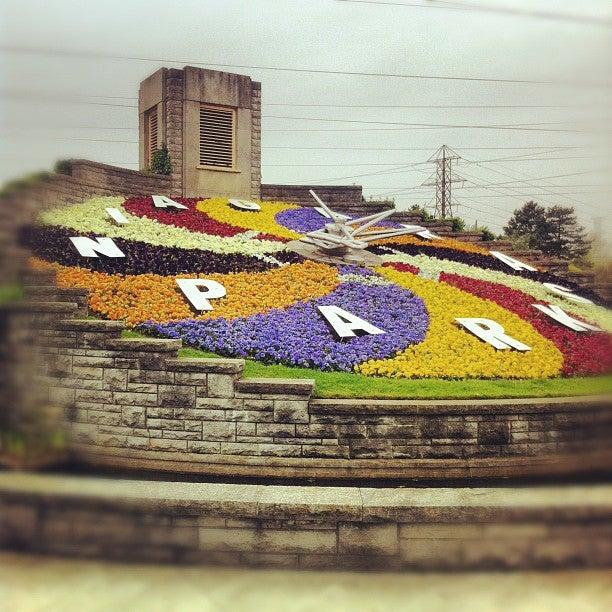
left=141, top=282, right=429, bottom=371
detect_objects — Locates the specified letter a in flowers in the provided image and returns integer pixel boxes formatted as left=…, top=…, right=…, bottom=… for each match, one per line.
left=455, top=318, right=531, bottom=351
left=152, top=195, right=188, bottom=210
left=489, top=251, right=537, bottom=272
left=69, top=237, right=125, bottom=258
left=317, top=305, right=385, bottom=339
left=532, top=303, right=601, bottom=332
left=176, top=279, right=226, bottom=311
left=543, top=282, right=593, bottom=305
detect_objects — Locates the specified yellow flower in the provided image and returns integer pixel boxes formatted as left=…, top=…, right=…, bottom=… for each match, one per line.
left=355, top=266, right=563, bottom=380
left=197, top=198, right=300, bottom=240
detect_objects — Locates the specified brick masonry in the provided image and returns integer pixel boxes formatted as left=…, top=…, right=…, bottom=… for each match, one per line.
left=2, top=268, right=610, bottom=481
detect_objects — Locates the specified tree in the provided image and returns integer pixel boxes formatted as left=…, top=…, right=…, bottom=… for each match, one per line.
left=149, top=143, right=172, bottom=175
left=503, top=201, right=548, bottom=249
left=542, top=205, right=590, bottom=260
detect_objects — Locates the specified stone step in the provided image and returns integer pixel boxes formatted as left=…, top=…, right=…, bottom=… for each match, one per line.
left=1, top=473, right=610, bottom=570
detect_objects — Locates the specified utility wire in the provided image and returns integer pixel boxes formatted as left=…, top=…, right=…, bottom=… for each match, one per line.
left=1, top=45, right=610, bottom=88
left=1, top=89, right=599, bottom=110
left=337, top=0, right=612, bottom=27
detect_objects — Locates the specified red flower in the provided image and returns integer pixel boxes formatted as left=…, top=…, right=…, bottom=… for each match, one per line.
left=123, top=196, right=285, bottom=242
left=382, top=261, right=420, bottom=275
left=441, top=272, right=612, bottom=377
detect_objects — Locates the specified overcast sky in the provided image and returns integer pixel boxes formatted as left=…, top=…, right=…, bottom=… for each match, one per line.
left=1, top=0, right=611, bottom=236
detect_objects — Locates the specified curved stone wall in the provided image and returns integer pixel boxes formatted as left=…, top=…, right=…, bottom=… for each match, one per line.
left=8, top=269, right=611, bottom=481
left=1, top=473, right=611, bottom=569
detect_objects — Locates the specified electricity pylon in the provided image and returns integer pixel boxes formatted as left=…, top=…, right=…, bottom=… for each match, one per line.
left=421, top=145, right=464, bottom=218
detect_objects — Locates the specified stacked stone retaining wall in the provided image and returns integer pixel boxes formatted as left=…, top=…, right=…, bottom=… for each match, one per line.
left=1, top=473, right=610, bottom=569
left=2, top=268, right=609, bottom=481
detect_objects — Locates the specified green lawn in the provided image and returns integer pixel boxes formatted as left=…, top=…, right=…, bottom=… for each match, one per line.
left=122, top=330, right=612, bottom=399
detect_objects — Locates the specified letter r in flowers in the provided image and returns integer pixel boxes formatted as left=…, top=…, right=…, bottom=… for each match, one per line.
left=317, top=305, right=385, bottom=339
left=532, top=303, right=601, bottom=332
left=455, top=317, right=531, bottom=351
left=176, top=279, right=226, bottom=311
left=152, top=195, right=188, bottom=210
left=543, top=282, right=593, bottom=305
left=489, top=251, right=537, bottom=272
left=69, top=237, right=125, bottom=258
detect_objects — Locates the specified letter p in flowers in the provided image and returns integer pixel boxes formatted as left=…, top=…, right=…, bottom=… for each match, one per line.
left=455, top=318, right=531, bottom=351
left=317, top=305, right=385, bottom=339
left=176, top=279, right=226, bottom=311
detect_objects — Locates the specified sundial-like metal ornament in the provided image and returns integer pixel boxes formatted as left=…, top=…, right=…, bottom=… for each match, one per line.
left=287, top=190, right=435, bottom=266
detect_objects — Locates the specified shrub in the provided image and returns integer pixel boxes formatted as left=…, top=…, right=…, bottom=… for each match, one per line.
left=481, top=227, right=496, bottom=242
left=149, top=143, right=172, bottom=175
left=451, top=217, right=465, bottom=232
left=54, top=159, right=73, bottom=175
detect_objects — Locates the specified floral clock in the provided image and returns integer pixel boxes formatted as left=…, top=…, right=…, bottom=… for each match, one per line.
left=22, top=195, right=612, bottom=380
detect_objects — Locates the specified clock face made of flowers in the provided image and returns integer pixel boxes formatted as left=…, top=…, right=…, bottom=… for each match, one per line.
left=24, top=193, right=612, bottom=380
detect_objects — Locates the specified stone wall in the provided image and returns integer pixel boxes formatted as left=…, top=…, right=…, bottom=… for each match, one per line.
left=7, top=268, right=611, bottom=481
left=164, top=69, right=185, bottom=196
left=1, top=473, right=611, bottom=569
left=0, top=161, right=174, bottom=283
left=261, top=184, right=395, bottom=217
left=250, top=82, right=261, bottom=199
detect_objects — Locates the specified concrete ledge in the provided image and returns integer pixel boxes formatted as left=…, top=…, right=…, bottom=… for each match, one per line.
left=104, top=338, right=182, bottom=352
left=310, top=395, right=612, bottom=416
left=167, top=358, right=245, bottom=374
left=236, top=378, right=315, bottom=396
left=0, top=302, right=78, bottom=314
left=75, top=446, right=612, bottom=480
left=1, top=473, right=611, bottom=569
left=56, top=319, right=126, bottom=332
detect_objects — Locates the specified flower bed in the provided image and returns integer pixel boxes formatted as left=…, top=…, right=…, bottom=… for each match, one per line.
left=143, top=282, right=429, bottom=370
left=440, top=273, right=612, bottom=376
left=32, top=258, right=336, bottom=325
left=198, top=198, right=300, bottom=240
left=27, top=193, right=611, bottom=383
left=39, top=197, right=287, bottom=255
left=356, top=267, right=564, bottom=379
left=124, top=196, right=285, bottom=242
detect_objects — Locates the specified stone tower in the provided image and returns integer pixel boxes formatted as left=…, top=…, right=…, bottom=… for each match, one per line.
left=138, top=66, right=261, bottom=199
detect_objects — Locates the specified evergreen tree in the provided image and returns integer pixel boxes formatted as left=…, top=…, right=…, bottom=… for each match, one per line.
left=503, top=200, right=548, bottom=249
left=542, top=205, right=590, bottom=260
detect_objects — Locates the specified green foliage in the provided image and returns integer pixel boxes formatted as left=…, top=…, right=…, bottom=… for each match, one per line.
left=480, top=227, right=495, bottom=242
left=408, top=205, right=433, bottom=221
left=0, top=284, right=23, bottom=304
left=504, top=201, right=547, bottom=249
left=0, top=171, right=51, bottom=198
left=450, top=217, right=465, bottom=232
left=544, top=205, right=591, bottom=260
left=504, top=201, right=590, bottom=260
left=0, top=428, right=66, bottom=461
left=149, top=143, right=172, bottom=175
left=54, top=159, right=73, bottom=175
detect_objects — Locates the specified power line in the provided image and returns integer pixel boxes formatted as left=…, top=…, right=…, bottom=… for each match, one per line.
left=337, top=0, right=612, bottom=27
left=264, top=115, right=588, bottom=132
left=2, top=45, right=610, bottom=88
left=2, top=90, right=598, bottom=110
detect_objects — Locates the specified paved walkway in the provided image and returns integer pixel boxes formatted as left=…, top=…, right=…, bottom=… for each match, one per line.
left=1, top=553, right=611, bottom=612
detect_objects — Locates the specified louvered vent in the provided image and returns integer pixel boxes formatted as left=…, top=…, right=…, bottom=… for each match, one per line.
left=147, top=109, right=158, bottom=164
left=199, top=105, right=235, bottom=169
